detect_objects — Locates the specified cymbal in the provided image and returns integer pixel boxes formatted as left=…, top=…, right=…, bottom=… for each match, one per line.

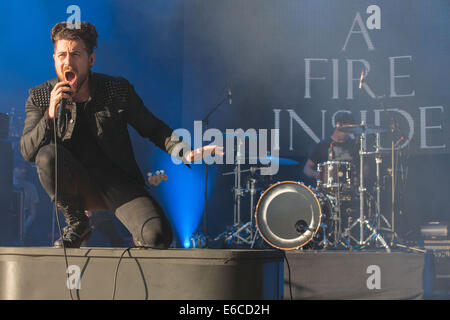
left=245, top=155, right=299, bottom=165
left=338, top=124, right=388, bottom=135
left=224, top=132, right=258, bottom=139
left=360, top=150, right=391, bottom=156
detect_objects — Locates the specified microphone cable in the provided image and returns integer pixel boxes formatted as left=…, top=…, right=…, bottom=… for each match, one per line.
left=281, top=250, right=293, bottom=300
left=112, top=218, right=160, bottom=300
left=52, top=102, right=76, bottom=300
left=112, top=246, right=133, bottom=300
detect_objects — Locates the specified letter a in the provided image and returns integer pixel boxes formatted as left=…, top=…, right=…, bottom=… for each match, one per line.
left=342, top=12, right=375, bottom=51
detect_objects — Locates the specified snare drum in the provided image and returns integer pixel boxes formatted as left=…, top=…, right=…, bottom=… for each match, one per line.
left=316, top=161, right=353, bottom=191
left=255, top=181, right=332, bottom=250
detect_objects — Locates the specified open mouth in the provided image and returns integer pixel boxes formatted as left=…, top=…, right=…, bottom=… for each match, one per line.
left=64, top=70, right=77, bottom=86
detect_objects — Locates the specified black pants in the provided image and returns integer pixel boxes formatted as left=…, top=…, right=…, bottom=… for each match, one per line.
left=88, top=210, right=125, bottom=247
left=35, top=144, right=173, bottom=248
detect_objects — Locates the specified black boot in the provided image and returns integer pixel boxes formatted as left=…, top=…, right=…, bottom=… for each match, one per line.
left=53, top=196, right=92, bottom=248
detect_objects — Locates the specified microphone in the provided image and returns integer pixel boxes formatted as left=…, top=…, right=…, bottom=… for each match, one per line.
left=359, top=70, right=365, bottom=89
left=58, top=84, right=71, bottom=119
left=58, top=98, right=67, bottom=119
left=295, top=220, right=312, bottom=234
left=228, top=88, right=232, bottom=105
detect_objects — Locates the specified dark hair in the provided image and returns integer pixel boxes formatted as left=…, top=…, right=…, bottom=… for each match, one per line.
left=51, top=22, right=98, bottom=55
left=335, top=113, right=355, bottom=125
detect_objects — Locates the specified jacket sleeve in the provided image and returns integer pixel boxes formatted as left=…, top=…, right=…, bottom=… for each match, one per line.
left=124, top=80, right=192, bottom=165
left=20, top=91, right=54, bottom=162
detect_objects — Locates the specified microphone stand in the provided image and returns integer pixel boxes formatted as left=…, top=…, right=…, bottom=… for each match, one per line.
left=200, top=90, right=230, bottom=239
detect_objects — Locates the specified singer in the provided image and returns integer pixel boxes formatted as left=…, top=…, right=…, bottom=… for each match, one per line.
left=20, top=22, right=223, bottom=248
left=303, top=113, right=359, bottom=180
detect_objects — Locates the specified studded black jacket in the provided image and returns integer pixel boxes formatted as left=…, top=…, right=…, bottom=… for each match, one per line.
left=20, top=72, right=189, bottom=186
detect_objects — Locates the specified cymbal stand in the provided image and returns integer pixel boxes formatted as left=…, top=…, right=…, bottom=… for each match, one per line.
left=247, top=176, right=264, bottom=248
left=359, top=127, right=366, bottom=246
left=373, top=93, right=399, bottom=244
left=233, top=138, right=245, bottom=228
left=344, top=123, right=390, bottom=252
left=359, top=75, right=405, bottom=245
left=374, top=132, right=392, bottom=233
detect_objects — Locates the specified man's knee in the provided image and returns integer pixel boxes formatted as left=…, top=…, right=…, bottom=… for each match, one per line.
left=115, top=196, right=173, bottom=249
left=137, top=218, right=173, bottom=249
left=35, top=145, right=55, bottom=171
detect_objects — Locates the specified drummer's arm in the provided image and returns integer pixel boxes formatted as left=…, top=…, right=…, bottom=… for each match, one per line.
left=303, top=159, right=320, bottom=179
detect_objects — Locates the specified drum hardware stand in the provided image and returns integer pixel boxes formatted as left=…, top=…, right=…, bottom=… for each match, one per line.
left=329, top=172, right=343, bottom=249
left=217, top=157, right=261, bottom=247
left=376, top=95, right=399, bottom=246
left=360, top=75, right=406, bottom=246
left=326, top=193, right=351, bottom=250
left=317, top=222, right=328, bottom=249
left=343, top=122, right=390, bottom=252
left=226, top=175, right=259, bottom=247
left=246, top=176, right=263, bottom=248
left=315, top=186, right=348, bottom=249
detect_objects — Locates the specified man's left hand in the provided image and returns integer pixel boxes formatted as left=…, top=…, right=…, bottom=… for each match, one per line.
left=185, top=145, right=224, bottom=163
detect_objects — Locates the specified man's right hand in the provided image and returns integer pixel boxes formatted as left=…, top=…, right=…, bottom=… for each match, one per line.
left=303, top=159, right=320, bottom=179
left=48, top=81, right=74, bottom=119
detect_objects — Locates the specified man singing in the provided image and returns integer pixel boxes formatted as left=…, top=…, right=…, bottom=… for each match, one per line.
left=20, top=22, right=221, bottom=248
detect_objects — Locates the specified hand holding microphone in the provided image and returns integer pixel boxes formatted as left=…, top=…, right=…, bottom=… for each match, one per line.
left=48, top=81, right=74, bottom=119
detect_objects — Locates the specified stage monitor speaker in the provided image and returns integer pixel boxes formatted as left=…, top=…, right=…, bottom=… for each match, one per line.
left=0, top=113, right=9, bottom=139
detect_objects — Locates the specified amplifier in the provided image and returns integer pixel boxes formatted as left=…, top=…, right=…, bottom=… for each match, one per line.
left=421, top=222, right=449, bottom=240
left=431, top=252, right=450, bottom=298
left=423, top=240, right=450, bottom=251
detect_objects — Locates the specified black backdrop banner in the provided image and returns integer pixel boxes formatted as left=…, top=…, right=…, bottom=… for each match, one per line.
left=182, top=0, right=449, bottom=158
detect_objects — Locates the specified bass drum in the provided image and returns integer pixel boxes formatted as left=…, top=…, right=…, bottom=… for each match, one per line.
left=255, top=181, right=330, bottom=250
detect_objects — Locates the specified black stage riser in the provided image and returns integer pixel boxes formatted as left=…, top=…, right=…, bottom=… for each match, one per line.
left=0, top=246, right=442, bottom=300
left=0, top=247, right=283, bottom=300
left=283, top=251, right=432, bottom=300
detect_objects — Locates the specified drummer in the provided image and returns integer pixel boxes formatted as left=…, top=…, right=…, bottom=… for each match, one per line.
left=303, top=113, right=359, bottom=180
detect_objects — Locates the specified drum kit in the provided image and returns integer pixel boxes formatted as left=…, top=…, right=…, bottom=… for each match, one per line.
left=215, top=122, right=394, bottom=252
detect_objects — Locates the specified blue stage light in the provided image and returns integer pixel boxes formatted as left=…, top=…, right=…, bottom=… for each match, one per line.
left=152, top=151, right=216, bottom=248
